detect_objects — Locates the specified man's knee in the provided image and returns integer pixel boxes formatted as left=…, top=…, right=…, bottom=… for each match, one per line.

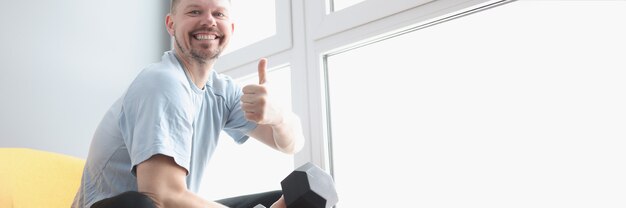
left=91, top=191, right=156, bottom=208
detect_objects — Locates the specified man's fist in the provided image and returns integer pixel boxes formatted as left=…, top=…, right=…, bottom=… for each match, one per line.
left=241, top=58, right=282, bottom=125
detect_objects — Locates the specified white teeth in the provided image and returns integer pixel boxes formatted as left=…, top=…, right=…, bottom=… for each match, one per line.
left=195, top=34, right=217, bottom=40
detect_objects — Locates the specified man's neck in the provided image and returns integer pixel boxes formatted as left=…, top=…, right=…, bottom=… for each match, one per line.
left=174, top=51, right=215, bottom=89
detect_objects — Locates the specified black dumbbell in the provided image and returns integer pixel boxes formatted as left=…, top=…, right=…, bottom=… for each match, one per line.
left=255, top=162, right=338, bottom=208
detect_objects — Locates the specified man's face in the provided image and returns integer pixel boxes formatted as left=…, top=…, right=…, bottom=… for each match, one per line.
left=166, top=0, right=234, bottom=63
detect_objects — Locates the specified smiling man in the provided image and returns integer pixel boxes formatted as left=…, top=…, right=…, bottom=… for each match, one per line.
left=71, top=0, right=304, bottom=207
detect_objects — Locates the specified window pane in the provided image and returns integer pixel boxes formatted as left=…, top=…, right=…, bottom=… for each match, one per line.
left=223, top=0, right=276, bottom=55
left=199, top=67, right=293, bottom=199
left=325, top=1, right=626, bottom=207
left=331, top=0, right=366, bottom=12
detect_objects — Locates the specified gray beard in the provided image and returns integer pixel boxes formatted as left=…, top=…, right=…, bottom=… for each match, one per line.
left=175, top=36, right=221, bottom=65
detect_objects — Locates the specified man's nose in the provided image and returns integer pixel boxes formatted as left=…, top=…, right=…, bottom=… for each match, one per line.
left=200, top=13, right=217, bottom=27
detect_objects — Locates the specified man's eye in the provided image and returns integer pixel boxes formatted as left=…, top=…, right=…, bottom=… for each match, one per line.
left=215, top=12, right=226, bottom=18
left=188, top=10, right=201, bottom=15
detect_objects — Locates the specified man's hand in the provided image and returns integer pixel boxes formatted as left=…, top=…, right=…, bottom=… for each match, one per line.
left=243, top=58, right=305, bottom=154
left=269, top=195, right=287, bottom=208
left=241, top=58, right=283, bottom=126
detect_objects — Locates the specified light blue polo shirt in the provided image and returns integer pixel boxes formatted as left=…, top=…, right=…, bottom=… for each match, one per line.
left=72, top=50, right=257, bottom=208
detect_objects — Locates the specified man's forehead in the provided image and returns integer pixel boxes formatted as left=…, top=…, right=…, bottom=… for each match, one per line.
left=179, top=0, right=230, bottom=8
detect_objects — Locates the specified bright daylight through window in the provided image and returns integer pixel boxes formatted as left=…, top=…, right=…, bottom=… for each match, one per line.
left=222, top=0, right=276, bottom=55
left=199, top=67, right=294, bottom=200
left=325, top=1, right=626, bottom=207
left=330, top=0, right=366, bottom=12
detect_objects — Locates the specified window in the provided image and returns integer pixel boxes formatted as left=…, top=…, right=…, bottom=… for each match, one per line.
left=198, top=0, right=294, bottom=200
left=215, top=0, right=291, bottom=72
left=222, top=0, right=276, bottom=55
left=324, top=1, right=626, bottom=207
left=199, top=67, right=294, bottom=199
left=329, top=0, right=366, bottom=12
left=195, top=0, right=626, bottom=206
left=306, top=0, right=433, bottom=40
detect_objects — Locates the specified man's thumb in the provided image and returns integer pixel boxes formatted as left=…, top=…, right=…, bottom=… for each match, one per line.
left=258, top=58, right=267, bottom=85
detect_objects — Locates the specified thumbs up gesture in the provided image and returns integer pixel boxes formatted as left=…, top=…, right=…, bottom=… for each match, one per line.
left=241, top=58, right=283, bottom=125
left=257, top=58, right=267, bottom=85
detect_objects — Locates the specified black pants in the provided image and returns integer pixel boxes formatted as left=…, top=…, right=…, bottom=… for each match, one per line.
left=91, top=190, right=282, bottom=208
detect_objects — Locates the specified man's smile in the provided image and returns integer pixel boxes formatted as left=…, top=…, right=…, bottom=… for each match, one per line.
left=193, top=33, right=220, bottom=40
left=191, top=29, right=223, bottom=41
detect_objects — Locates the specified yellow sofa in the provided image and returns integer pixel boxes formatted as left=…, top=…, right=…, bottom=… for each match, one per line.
left=0, top=148, right=85, bottom=208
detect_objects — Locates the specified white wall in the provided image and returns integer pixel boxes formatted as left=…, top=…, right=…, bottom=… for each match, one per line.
left=0, top=0, right=170, bottom=159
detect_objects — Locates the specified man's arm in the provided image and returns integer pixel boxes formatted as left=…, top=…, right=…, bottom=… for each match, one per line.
left=242, top=58, right=305, bottom=154
left=136, top=154, right=228, bottom=208
left=247, top=112, right=305, bottom=154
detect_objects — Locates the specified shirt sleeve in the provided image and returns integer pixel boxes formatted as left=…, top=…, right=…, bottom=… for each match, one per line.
left=223, top=80, right=257, bottom=144
left=118, top=70, right=195, bottom=175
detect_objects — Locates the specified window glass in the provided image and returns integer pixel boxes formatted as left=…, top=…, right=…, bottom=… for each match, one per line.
left=330, top=0, right=366, bottom=12
left=199, top=67, right=294, bottom=199
left=223, top=0, right=277, bottom=55
left=325, top=1, right=626, bottom=207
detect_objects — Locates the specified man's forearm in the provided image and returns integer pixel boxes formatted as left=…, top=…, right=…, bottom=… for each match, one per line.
left=271, top=112, right=305, bottom=154
left=137, top=155, right=229, bottom=208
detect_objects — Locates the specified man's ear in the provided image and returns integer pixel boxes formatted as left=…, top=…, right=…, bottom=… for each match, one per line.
left=231, top=22, right=235, bottom=34
left=165, top=14, right=175, bottom=36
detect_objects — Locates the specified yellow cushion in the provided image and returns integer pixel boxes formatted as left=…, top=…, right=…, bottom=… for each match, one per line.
left=0, top=148, right=85, bottom=208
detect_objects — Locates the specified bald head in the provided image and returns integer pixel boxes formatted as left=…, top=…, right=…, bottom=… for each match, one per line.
left=170, top=0, right=231, bottom=14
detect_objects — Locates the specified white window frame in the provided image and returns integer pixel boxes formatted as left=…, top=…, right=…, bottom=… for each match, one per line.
left=163, top=0, right=626, bottom=205
left=301, top=0, right=509, bottom=170
left=219, top=0, right=519, bottom=170
left=215, top=0, right=293, bottom=73
left=307, top=0, right=435, bottom=40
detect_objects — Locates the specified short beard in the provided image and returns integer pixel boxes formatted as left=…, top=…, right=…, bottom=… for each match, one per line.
left=174, top=35, right=221, bottom=65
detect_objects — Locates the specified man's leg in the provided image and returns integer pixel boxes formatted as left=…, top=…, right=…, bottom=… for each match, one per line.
left=90, top=191, right=156, bottom=208
left=216, top=190, right=282, bottom=208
